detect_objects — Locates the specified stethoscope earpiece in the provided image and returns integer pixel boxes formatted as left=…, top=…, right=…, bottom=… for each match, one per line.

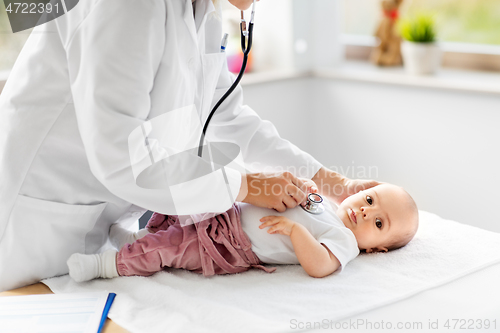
left=302, top=193, right=325, bottom=215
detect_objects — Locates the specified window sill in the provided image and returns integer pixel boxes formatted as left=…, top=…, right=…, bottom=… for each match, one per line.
left=240, top=69, right=309, bottom=86
left=313, top=61, right=500, bottom=96
left=0, top=69, right=307, bottom=91
left=2, top=65, right=499, bottom=97
left=241, top=64, right=500, bottom=96
left=343, top=37, right=500, bottom=73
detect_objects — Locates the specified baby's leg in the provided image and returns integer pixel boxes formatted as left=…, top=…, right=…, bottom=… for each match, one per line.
left=108, top=212, right=172, bottom=251
left=67, top=223, right=200, bottom=281
left=144, top=213, right=175, bottom=233
left=67, top=249, right=119, bottom=282
left=116, top=222, right=202, bottom=277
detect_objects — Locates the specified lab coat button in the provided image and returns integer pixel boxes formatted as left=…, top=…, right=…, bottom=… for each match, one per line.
left=188, top=58, right=195, bottom=69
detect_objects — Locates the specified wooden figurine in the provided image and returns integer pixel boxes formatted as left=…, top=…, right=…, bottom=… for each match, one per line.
left=371, top=0, right=404, bottom=66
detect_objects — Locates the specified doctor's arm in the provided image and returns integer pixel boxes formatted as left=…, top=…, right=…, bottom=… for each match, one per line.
left=259, top=216, right=340, bottom=278
left=209, top=72, right=378, bottom=210
left=311, top=167, right=380, bottom=206
left=211, top=106, right=378, bottom=208
left=207, top=87, right=323, bottom=210
left=236, top=172, right=317, bottom=212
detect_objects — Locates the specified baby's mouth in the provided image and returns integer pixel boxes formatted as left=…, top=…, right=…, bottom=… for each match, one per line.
left=348, top=208, right=357, bottom=224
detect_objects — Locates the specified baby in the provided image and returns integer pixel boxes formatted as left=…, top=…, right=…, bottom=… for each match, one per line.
left=67, top=183, right=418, bottom=281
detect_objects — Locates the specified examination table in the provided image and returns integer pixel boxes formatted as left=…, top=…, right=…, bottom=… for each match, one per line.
left=2, top=210, right=499, bottom=333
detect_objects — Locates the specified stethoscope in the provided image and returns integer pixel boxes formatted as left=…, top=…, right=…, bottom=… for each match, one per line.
left=302, top=193, right=326, bottom=215
left=194, top=0, right=324, bottom=215
left=197, top=0, right=256, bottom=158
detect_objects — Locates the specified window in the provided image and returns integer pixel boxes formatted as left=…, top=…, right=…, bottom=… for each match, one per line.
left=344, top=0, right=500, bottom=46
left=342, top=0, right=500, bottom=70
left=0, top=2, right=32, bottom=73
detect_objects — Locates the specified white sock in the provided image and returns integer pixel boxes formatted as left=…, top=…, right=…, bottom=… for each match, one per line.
left=67, top=249, right=119, bottom=282
left=109, top=224, right=151, bottom=250
left=135, top=228, right=150, bottom=239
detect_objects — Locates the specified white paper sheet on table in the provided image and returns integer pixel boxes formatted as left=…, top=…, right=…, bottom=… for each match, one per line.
left=0, top=292, right=109, bottom=333
left=42, top=211, right=500, bottom=333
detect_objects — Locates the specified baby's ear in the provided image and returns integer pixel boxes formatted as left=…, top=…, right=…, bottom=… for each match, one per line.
left=366, top=247, right=388, bottom=253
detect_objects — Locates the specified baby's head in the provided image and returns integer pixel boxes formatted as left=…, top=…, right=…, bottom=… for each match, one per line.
left=336, top=184, right=418, bottom=253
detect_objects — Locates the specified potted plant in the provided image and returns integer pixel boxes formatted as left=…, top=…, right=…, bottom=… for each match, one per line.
left=399, top=14, right=441, bottom=75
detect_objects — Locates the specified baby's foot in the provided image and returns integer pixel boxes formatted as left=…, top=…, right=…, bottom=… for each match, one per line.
left=67, top=249, right=119, bottom=282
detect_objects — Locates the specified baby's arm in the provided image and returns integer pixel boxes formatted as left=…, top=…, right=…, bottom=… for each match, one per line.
left=259, top=216, right=340, bottom=278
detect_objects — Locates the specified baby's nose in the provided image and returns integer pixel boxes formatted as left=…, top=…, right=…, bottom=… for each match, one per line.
left=361, top=207, right=371, bottom=219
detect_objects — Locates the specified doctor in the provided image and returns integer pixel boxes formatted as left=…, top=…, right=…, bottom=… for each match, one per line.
left=0, top=0, right=377, bottom=291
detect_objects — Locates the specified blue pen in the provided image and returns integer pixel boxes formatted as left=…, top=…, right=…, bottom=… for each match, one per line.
left=220, top=33, right=228, bottom=53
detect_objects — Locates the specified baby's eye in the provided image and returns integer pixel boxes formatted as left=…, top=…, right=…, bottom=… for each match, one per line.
left=366, top=195, right=373, bottom=205
left=375, top=218, right=382, bottom=229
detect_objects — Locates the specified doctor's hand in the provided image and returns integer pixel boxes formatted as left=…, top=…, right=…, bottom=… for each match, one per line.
left=342, top=178, right=381, bottom=200
left=298, top=177, right=319, bottom=206
left=312, top=167, right=381, bottom=206
left=236, top=172, right=309, bottom=212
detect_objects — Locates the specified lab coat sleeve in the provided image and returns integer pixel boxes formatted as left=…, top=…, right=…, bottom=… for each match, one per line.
left=64, top=0, right=240, bottom=215
left=206, top=69, right=323, bottom=180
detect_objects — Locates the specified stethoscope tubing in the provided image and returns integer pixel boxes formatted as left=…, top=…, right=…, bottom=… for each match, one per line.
left=197, top=23, right=254, bottom=158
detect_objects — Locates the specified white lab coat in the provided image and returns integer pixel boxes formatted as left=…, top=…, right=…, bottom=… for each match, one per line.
left=0, top=0, right=321, bottom=291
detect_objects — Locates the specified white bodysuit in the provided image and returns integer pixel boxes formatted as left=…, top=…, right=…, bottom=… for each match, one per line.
left=240, top=199, right=359, bottom=271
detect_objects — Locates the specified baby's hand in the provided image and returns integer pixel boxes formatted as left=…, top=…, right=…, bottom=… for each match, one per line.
left=259, top=216, right=297, bottom=236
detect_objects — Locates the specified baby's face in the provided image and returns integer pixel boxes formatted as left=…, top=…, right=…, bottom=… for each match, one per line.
left=336, top=184, right=416, bottom=253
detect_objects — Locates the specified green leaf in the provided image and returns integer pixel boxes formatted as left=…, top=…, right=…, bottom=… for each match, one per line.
left=399, top=14, right=437, bottom=43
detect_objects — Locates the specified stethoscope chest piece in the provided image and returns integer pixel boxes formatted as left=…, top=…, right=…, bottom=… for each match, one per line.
left=302, top=193, right=325, bottom=215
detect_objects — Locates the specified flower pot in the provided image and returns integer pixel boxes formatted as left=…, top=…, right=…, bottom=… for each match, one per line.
left=401, top=41, right=442, bottom=75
